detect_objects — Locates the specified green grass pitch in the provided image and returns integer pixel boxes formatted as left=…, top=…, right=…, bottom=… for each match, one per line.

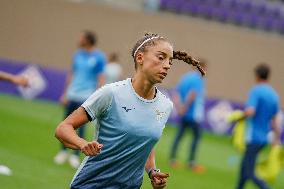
left=0, top=94, right=283, bottom=189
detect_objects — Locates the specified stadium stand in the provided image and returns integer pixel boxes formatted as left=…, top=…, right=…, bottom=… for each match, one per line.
left=160, top=0, right=284, bottom=33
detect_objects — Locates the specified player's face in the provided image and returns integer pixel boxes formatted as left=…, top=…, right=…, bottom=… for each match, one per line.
left=78, top=33, right=88, bottom=48
left=140, top=41, right=173, bottom=84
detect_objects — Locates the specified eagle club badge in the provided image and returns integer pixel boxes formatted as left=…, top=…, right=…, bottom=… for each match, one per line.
left=155, top=109, right=166, bottom=122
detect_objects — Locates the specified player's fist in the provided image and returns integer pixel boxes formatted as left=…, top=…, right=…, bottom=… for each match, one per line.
left=59, top=95, right=68, bottom=106
left=79, top=141, right=103, bottom=156
left=151, top=172, right=169, bottom=189
left=13, top=76, right=29, bottom=87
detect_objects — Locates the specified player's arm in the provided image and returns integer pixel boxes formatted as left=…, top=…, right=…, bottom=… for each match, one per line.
left=185, top=91, right=197, bottom=107
left=271, top=100, right=281, bottom=145
left=55, top=107, right=103, bottom=156
left=59, top=72, right=73, bottom=105
left=233, top=105, right=255, bottom=122
left=172, top=92, right=185, bottom=116
left=97, top=73, right=105, bottom=88
left=96, top=53, right=107, bottom=88
left=243, top=107, right=255, bottom=118
left=145, top=149, right=156, bottom=174
left=235, top=89, right=257, bottom=122
left=56, top=85, right=112, bottom=155
left=0, top=71, right=28, bottom=87
left=244, top=88, right=258, bottom=118
left=145, top=150, right=169, bottom=189
left=173, top=90, right=196, bottom=116
left=232, top=106, right=256, bottom=123
left=271, top=114, right=282, bottom=145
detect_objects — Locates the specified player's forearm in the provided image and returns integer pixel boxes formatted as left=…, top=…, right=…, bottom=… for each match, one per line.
left=61, top=73, right=72, bottom=96
left=145, top=150, right=156, bottom=173
left=235, top=108, right=255, bottom=122
left=0, top=71, right=15, bottom=82
left=185, top=91, right=196, bottom=107
left=172, top=93, right=185, bottom=116
left=57, top=136, right=80, bottom=149
left=55, top=122, right=86, bottom=150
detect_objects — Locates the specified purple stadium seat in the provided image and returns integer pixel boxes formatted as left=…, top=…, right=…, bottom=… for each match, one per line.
left=274, top=18, right=284, bottom=33
left=232, top=0, right=253, bottom=12
left=197, top=3, right=215, bottom=19
left=186, top=2, right=200, bottom=15
left=259, top=16, right=274, bottom=31
left=158, top=0, right=284, bottom=35
left=268, top=6, right=281, bottom=19
left=251, top=2, right=267, bottom=15
left=160, top=0, right=179, bottom=11
left=247, top=13, right=260, bottom=28
left=177, top=0, right=192, bottom=13
left=229, top=9, right=246, bottom=25
left=212, top=6, right=230, bottom=22
left=159, top=0, right=170, bottom=9
left=207, top=0, right=222, bottom=7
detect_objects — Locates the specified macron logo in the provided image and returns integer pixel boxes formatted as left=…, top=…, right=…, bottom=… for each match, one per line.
left=122, top=106, right=134, bottom=112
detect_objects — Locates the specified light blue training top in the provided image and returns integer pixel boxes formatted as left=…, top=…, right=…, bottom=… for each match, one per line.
left=246, top=83, right=279, bottom=144
left=71, top=78, right=173, bottom=189
left=67, top=48, right=106, bottom=102
left=176, top=71, right=205, bottom=123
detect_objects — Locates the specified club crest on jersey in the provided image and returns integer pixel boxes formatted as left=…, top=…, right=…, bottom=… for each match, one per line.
left=155, top=109, right=166, bottom=122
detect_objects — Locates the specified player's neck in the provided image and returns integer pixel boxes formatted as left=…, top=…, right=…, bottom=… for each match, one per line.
left=256, top=78, right=268, bottom=84
left=131, top=74, right=156, bottom=100
left=83, top=46, right=95, bottom=52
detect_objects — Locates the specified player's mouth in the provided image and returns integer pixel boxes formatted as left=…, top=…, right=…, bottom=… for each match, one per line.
left=158, top=72, right=167, bottom=78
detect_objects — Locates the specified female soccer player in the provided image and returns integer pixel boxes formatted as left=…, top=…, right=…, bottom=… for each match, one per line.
left=55, top=33, right=205, bottom=189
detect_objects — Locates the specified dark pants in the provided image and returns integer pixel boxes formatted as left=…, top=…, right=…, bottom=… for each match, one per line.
left=170, top=119, right=202, bottom=165
left=61, top=100, right=86, bottom=156
left=236, top=144, right=270, bottom=189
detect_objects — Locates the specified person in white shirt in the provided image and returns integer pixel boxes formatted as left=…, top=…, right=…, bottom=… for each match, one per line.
left=105, top=52, right=123, bottom=84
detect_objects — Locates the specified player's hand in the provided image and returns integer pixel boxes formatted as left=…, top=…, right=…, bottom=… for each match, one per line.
left=79, top=141, right=103, bottom=156
left=59, top=95, right=68, bottom=106
left=176, top=105, right=187, bottom=116
left=13, top=76, right=29, bottom=87
left=150, top=172, right=169, bottom=189
left=272, top=138, right=281, bottom=146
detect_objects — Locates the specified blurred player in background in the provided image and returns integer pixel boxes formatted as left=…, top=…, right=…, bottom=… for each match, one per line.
left=55, top=33, right=205, bottom=188
left=236, top=64, right=280, bottom=189
left=170, top=60, right=207, bottom=173
left=0, top=71, right=28, bottom=87
left=54, top=30, right=106, bottom=169
left=105, top=52, right=123, bottom=84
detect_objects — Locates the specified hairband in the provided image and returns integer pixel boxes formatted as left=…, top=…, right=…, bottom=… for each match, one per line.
left=133, top=36, right=161, bottom=58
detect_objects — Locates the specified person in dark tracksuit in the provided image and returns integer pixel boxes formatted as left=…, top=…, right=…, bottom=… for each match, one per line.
left=170, top=61, right=206, bottom=173
left=236, top=64, right=281, bottom=189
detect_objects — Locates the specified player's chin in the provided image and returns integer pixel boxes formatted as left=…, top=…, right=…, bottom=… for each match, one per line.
left=155, top=75, right=165, bottom=83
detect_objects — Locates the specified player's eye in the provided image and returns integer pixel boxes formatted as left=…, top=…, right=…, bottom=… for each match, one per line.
left=158, top=56, right=164, bottom=61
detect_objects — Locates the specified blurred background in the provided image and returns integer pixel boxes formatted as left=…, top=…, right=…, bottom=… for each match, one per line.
left=0, top=0, right=284, bottom=188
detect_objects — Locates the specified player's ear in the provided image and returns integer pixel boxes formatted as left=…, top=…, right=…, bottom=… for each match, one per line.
left=136, top=52, right=144, bottom=66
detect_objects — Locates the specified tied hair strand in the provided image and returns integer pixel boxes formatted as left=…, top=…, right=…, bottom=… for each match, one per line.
left=173, top=51, right=206, bottom=76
